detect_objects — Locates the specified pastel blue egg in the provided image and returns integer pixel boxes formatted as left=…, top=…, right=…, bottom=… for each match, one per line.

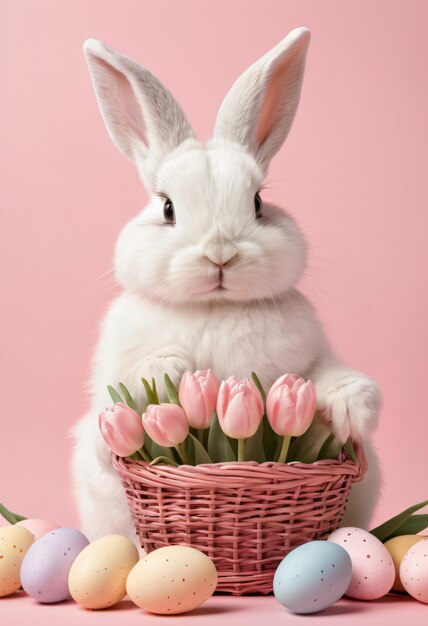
left=273, top=540, right=352, bottom=614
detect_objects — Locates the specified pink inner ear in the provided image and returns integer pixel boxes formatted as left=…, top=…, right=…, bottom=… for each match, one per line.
left=256, top=48, right=300, bottom=148
left=96, top=57, right=148, bottom=147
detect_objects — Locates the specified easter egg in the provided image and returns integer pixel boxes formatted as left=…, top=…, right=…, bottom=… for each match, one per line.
left=399, top=538, right=428, bottom=603
left=273, top=540, right=352, bottom=614
left=68, top=535, right=139, bottom=609
left=16, top=519, right=60, bottom=540
left=20, top=528, right=89, bottom=603
left=384, top=535, right=425, bottom=592
left=328, top=527, right=395, bottom=600
left=0, top=525, right=34, bottom=597
left=126, top=545, right=217, bottom=614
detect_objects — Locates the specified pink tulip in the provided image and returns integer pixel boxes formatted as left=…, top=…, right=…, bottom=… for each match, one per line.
left=99, top=403, right=145, bottom=457
left=217, top=377, right=264, bottom=460
left=179, top=369, right=220, bottom=429
left=266, top=376, right=316, bottom=437
left=142, top=403, right=189, bottom=448
left=266, top=375, right=317, bottom=463
left=268, top=373, right=300, bottom=397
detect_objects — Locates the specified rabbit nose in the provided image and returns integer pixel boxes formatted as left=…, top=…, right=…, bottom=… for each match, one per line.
left=203, top=241, right=238, bottom=267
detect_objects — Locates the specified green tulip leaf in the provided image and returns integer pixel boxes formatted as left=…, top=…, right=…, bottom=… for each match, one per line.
left=107, top=385, right=123, bottom=405
left=207, top=411, right=236, bottom=462
left=142, top=431, right=153, bottom=456
left=388, top=514, right=428, bottom=537
left=316, top=434, right=342, bottom=461
left=149, top=456, right=179, bottom=467
left=245, top=419, right=266, bottom=462
left=151, top=378, right=160, bottom=404
left=228, top=435, right=238, bottom=457
left=142, top=434, right=172, bottom=462
left=344, top=437, right=357, bottom=462
left=370, top=500, right=428, bottom=542
left=164, top=373, right=180, bottom=405
left=290, top=418, right=329, bottom=463
left=284, top=436, right=300, bottom=462
left=0, top=503, right=27, bottom=524
left=187, top=434, right=213, bottom=465
left=118, top=382, right=138, bottom=412
left=182, top=435, right=195, bottom=465
left=151, top=440, right=176, bottom=461
left=251, top=371, right=266, bottom=402
left=261, top=414, right=278, bottom=461
left=141, top=377, right=156, bottom=405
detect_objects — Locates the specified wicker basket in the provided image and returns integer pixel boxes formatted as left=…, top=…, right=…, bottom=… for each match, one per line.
left=112, top=445, right=366, bottom=595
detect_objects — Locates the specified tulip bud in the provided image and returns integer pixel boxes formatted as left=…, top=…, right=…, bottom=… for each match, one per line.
left=217, top=376, right=264, bottom=461
left=142, top=403, right=190, bottom=463
left=179, top=369, right=220, bottom=429
left=99, top=403, right=145, bottom=457
left=266, top=375, right=317, bottom=463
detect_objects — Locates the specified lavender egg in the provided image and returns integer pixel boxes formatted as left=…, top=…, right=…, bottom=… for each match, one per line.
left=20, top=528, right=89, bottom=603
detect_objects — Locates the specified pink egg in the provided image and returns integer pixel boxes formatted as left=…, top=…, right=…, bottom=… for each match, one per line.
left=328, top=527, right=395, bottom=600
left=400, top=538, right=428, bottom=603
left=16, top=518, right=60, bottom=539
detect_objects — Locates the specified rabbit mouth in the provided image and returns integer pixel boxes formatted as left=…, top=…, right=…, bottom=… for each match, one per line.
left=198, top=282, right=227, bottom=295
left=207, top=283, right=226, bottom=292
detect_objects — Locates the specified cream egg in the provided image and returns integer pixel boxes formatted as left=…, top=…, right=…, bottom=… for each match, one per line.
left=0, top=525, right=34, bottom=597
left=68, top=535, right=139, bottom=609
left=126, top=545, right=217, bottom=614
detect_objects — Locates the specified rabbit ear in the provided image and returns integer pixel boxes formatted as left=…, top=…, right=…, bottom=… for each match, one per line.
left=213, top=28, right=310, bottom=171
left=83, top=39, right=195, bottom=188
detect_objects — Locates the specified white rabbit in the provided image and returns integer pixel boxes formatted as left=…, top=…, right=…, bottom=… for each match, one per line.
left=71, top=27, right=382, bottom=545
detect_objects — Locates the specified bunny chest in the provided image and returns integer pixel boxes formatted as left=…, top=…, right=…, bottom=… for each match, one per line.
left=110, top=292, right=320, bottom=390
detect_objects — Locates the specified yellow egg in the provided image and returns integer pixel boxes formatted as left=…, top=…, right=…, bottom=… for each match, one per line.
left=384, top=535, right=426, bottom=592
left=68, top=534, right=139, bottom=609
left=126, top=545, right=217, bottom=614
left=0, top=525, right=34, bottom=597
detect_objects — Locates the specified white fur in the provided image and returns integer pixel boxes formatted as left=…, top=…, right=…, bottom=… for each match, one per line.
left=72, top=28, right=382, bottom=543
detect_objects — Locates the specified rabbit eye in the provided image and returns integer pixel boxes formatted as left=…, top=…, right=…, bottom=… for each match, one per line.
left=254, top=192, right=263, bottom=218
left=163, top=197, right=175, bottom=225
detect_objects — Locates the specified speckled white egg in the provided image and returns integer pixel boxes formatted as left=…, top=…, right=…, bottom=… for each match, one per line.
left=68, top=535, right=139, bottom=609
left=273, top=540, right=352, bottom=614
left=328, top=527, right=395, bottom=599
left=400, top=538, right=428, bottom=603
left=0, top=525, right=34, bottom=597
left=20, top=528, right=89, bottom=603
left=126, top=545, right=217, bottom=614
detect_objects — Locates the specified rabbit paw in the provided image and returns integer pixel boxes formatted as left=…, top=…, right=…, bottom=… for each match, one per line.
left=316, top=372, right=381, bottom=443
left=139, top=347, right=193, bottom=400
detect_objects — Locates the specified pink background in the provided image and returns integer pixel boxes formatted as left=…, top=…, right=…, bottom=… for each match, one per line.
left=1, top=0, right=427, bottom=534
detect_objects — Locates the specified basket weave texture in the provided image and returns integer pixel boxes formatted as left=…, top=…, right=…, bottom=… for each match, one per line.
left=112, top=447, right=366, bottom=595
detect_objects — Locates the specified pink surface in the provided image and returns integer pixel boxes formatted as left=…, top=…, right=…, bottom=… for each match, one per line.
left=1, top=592, right=428, bottom=626
left=1, top=0, right=428, bottom=532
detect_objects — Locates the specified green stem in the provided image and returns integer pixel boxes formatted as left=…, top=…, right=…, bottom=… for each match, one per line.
left=238, top=439, right=246, bottom=462
left=138, top=447, right=152, bottom=463
left=175, top=443, right=189, bottom=465
left=0, top=502, right=27, bottom=524
left=277, top=435, right=291, bottom=464
left=197, top=429, right=205, bottom=445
